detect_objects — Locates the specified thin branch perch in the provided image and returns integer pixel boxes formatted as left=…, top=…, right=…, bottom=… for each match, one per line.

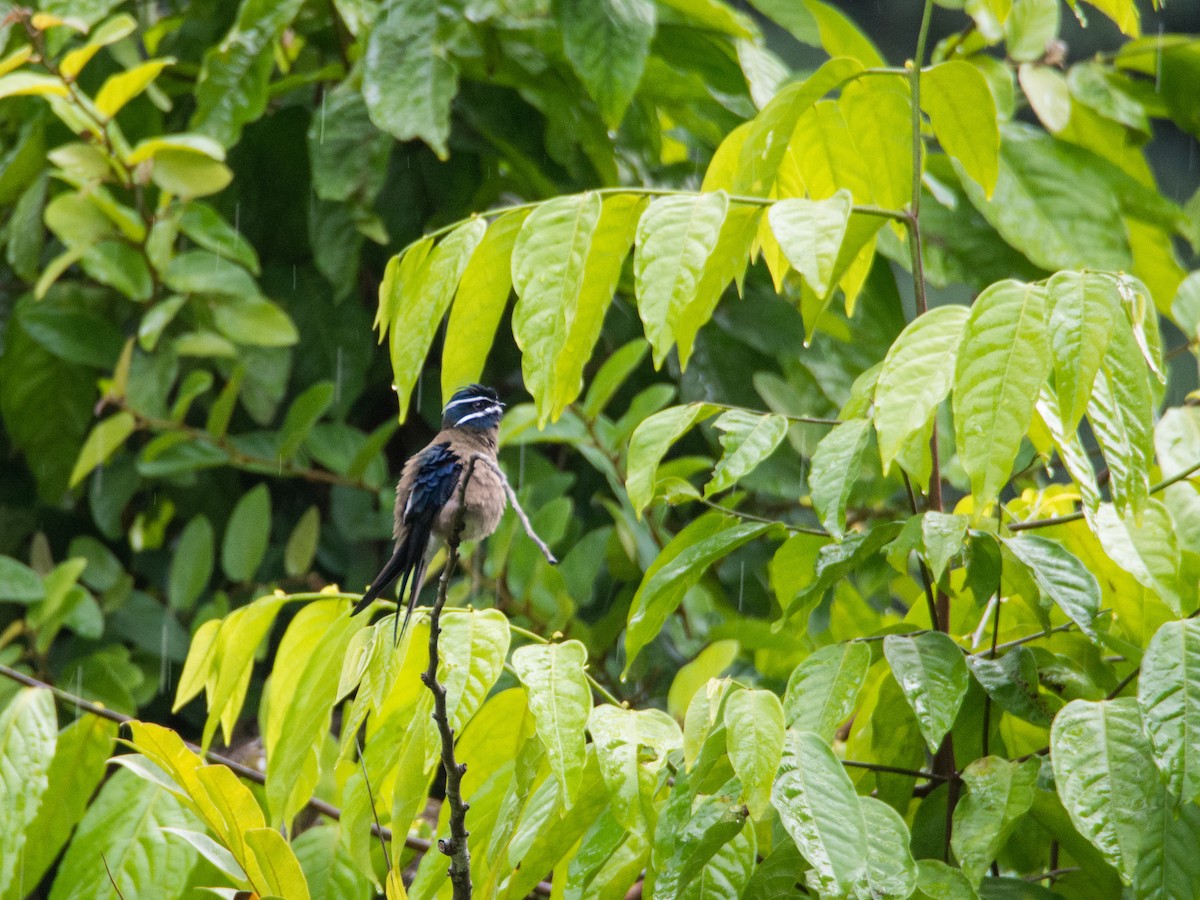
left=423, top=455, right=479, bottom=899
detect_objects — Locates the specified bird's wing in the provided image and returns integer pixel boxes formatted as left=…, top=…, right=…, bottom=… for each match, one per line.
left=350, top=442, right=461, bottom=618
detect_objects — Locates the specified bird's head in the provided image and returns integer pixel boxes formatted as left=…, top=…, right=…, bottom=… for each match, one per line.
left=442, top=384, right=505, bottom=430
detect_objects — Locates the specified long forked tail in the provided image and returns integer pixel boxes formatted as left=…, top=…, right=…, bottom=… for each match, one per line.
left=350, top=543, right=408, bottom=617
left=395, top=553, right=429, bottom=645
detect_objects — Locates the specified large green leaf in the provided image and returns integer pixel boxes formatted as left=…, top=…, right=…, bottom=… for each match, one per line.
left=724, top=689, right=785, bottom=820
left=362, top=0, right=456, bottom=157
left=439, top=608, right=511, bottom=734
left=705, top=409, right=790, bottom=497
left=861, top=796, right=917, bottom=898
left=1094, top=500, right=1183, bottom=613
left=772, top=730, right=867, bottom=896
left=875, top=304, right=969, bottom=474
left=168, top=515, right=214, bottom=611
left=550, top=194, right=646, bottom=419
left=511, top=192, right=603, bottom=420
left=768, top=190, right=852, bottom=298
left=1045, top=270, right=1119, bottom=433
left=957, top=123, right=1132, bottom=270
left=951, top=757, right=1039, bottom=884
left=625, top=516, right=770, bottom=671
left=921, top=60, right=1000, bottom=196
left=587, top=704, right=681, bottom=833
left=966, top=646, right=1054, bottom=727
left=914, top=858, right=980, bottom=899
left=387, top=219, right=486, bottom=421
left=511, top=641, right=592, bottom=808
left=809, top=418, right=871, bottom=538
left=1139, top=619, right=1200, bottom=803
left=190, top=0, right=305, bottom=146
left=48, top=768, right=199, bottom=900
left=1132, top=787, right=1200, bottom=900
left=783, top=641, right=870, bottom=740
left=1051, top=698, right=1162, bottom=881
left=952, top=279, right=1051, bottom=511
left=1001, top=535, right=1101, bottom=641
left=778, top=523, right=901, bottom=624
left=441, top=210, right=528, bottom=399
left=263, top=599, right=359, bottom=825
left=8, top=714, right=117, bottom=898
left=221, top=483, right=271, bottom=583
left=634, top=192, right=728, bottom=367
left=559, top=0, right=655, bottom=128
left=625, top=402, right=718, bottom=516
left=883, top=632, right=969, bottom=753
left=1087, top=314, right=1154, bottom=518
left=0, top=689, right=56, bottom=896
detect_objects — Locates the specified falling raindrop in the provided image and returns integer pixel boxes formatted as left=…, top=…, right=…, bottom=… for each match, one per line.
left=737, top=560, right=745, bottom=613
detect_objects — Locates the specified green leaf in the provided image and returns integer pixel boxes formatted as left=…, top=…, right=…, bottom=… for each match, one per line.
left=278, top=381, right=335, bottom=461
left=957, top=123, right=1132, bottom=271
left=551, top=194, right=646, bottom=419
left=634, top=192, right=729, bottom=367
left=47, top=768, right=199, bottom=900
left=1094, top=500, right=1183, bottom=613
left=1132, top=785, right=1200, bottom=900
left=12, top=714, right=117, bottom=894
left=510, top=192, right=603, bottom=417
left=951, top=757, right=1039, bottom=884
left=783, top=642, right=870, bottom=740
left=588, top=704, right=681, bottom=833
left=150, top=148, right=233, bottom=199
left=1001, top=535, right=1101, bottom=641
left=179, top=202, right=259, bottom=274
left=95, top=57, right=173, bottom=117
left=669, top=642, right=740, bottom=721
left=559, top=0, right=655, bottom=128
left=732, top=57, right=865, bottom=197
left=706, top=409, right=789, bottom=497
left=1138, top=619, right=1200, bottom=803
left=582, top=340, right=649, bottom=420
left=966, top=646, right=1054, bottom=727
left=883, top=632, right=969, bottom=753
left=808, top=418, right=871, bottom=538
left=263, top=599, right=359, bottom=826
left=284, top=506, right=320, bottom=578
left=165, top=251, right=258, bottom=297
left=767, top=190, right=852, bottom=297
left=0, top=556, right=43, bottom=603
left=439, top=609, right=511, bottom=734
left=625, top=402, right=718, bottom=516
left=168, top=515, right=214, bottom=611
left=81, top=241, right=153, bottom=301
left=874, top=304, right=968, bottom=474
left=512, top=641, right=592, bottom=809
left=625, top=517, right=770, bottom=673
left=952, top=279, right=1050, bottom=512
left=190, top=0, right=306, bottom=146
left=68, top=412, right=135, bottom=488
left=387, top=219, right=486, bottom=421
left=221, top=484, right=271, bottom=583
left=921, top=60, right=1000, bottom=196
left=244, top=828, right=310, bottom=900
left=921, top=512, right=968, bottom=582
left=915, top=859, right=981, bottom=899
left=724, top=689, right=785, bottom=820
left=1087, top=316, right=1154, bottom=519
left=293, top=825, right=373, bottom=900
left=778, top=523, right=901, bottom=625
left=1156, top=407, right=1200, bottom=484
left=1051, top=698, right=1162, bottom=880
left=772, top=730, right=867, bottom=896
left=363, top=0, right=456, bottom=158
left=0, top=689, right=56, bottom=895
left=1045, top=270, right=1120, bottom=433
left=213, top=296, right=299, bottom=348
left=862, top=796, right=918, bottom=898
left=441, top=210, right=528, bottom=401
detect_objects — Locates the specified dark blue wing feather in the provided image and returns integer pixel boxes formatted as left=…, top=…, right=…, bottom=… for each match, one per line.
left=404, top=443, right=462, bottom=526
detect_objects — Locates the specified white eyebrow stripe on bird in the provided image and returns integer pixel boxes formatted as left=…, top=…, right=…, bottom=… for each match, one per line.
left=455, top=404, right=504, bottom=425
left=444, top=394, right=492, bottom=410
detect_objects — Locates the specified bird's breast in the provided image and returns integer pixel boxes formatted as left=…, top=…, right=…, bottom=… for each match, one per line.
left=435, top=455, right=506, bottom=542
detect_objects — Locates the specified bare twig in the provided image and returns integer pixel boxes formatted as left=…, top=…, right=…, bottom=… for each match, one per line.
left=474, top=454, right=557, bottom=564
left=423, top=457, right=478, bottom=898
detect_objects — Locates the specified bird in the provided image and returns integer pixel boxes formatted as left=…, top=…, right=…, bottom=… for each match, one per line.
left=351, top=384, right=507, bottom=642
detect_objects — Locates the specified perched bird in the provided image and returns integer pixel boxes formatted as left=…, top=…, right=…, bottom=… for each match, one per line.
left=351, top=384, right=507, bottom=641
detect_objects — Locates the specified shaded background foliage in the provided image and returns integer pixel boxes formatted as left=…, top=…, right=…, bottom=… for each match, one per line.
left=1, top=0, right=1200, bottom=896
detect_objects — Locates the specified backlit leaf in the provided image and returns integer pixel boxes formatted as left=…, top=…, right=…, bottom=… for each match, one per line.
left=921, top=61, right=1000, bottom=197
left=768, top=191, right=852, bottom=297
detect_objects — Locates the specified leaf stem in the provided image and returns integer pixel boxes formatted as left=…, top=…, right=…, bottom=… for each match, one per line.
left=401, top=188, right=908, bottom=259
left=1006, top=458, right=1200, bottom=532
